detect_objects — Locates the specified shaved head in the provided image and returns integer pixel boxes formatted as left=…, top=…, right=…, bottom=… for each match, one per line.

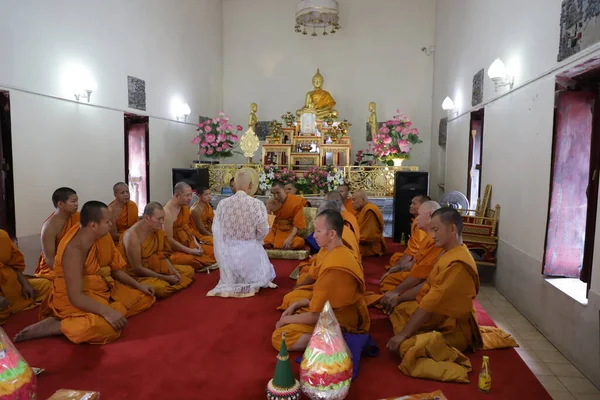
left=351, top=190, right=368, bottom=211
left=113, top=182, right=128, bottom=193
left=234, top=170, right=252, bottom=192
left=173, top=181, right=191, bottom=195
left=353, top=190, right=367, bottom=202
left=420, top=200, right=441, bottom=214
left=318, top=200, right=342, bottom=214
left=432, top=207, right=463, bottom=234
left=416, top=200, right=441, bottom=231
left=325, top=191, right=344, bottom=209
left=143, top=201, right=164, bottom=217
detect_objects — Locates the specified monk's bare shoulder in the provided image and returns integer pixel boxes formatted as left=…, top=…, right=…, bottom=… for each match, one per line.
left=41, top=214, right=63, bottom=237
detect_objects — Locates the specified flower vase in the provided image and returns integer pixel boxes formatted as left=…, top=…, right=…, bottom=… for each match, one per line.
left=393, top=158, right=405, bottom=167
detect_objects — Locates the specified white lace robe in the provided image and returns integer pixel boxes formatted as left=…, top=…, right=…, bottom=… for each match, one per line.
left=207, top=191, right=276, bottom=297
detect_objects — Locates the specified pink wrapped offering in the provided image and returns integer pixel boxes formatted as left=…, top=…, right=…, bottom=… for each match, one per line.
left=0, top=327, right=36, bottom=399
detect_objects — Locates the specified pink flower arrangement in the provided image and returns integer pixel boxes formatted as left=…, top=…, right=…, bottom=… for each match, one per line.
left=193, top=111, right=241, bottom=159
left=371, top=110, right=422, bottom=165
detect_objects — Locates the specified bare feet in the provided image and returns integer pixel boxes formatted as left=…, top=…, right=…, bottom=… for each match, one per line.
left=14, top=317, right=62, bottom=342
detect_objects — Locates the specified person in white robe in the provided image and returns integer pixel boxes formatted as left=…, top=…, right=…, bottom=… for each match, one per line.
left=207, top=170, right=277, bottom=298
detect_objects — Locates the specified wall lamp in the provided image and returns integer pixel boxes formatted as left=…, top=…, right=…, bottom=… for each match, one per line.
left=442, top=96, right=458, bottom=117
left=488, top=58, right=514, bottom=92
left=175, top=103, right=191, bottom=122
left=74, top=89, right=93, bottom=103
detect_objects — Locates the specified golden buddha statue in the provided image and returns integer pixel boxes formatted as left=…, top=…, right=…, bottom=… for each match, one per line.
left=248, top=102, right=258, bottom=130
left=297, top=68, right=338, bottom=120
left=240, top=103, right=260, bottom=162
left=368, top=102, right=378, bottom=139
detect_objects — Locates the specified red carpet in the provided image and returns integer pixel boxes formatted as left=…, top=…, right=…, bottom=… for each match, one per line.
left=3, top=241, right=551, bottom=399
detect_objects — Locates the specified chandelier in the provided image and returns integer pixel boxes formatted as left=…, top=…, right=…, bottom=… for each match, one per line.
left=295, top=0, right=341, bottom=37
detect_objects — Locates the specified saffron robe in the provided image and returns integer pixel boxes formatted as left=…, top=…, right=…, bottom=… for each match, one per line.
left=43, top=227, right=155, bottom=344
left=341, top=210, right=360, bottom=243
left=264, top=194, right=306, bottom=250
left=357, top=203, right=387, bottom=257
left=387, top=219, right=426, bottom=268
left=118, top=230, right=194, bottom=299
left=0, top=230, right=51, bottom=325
left=110, top=200, right=139, bottom=240
left=390, top=244, right=483, bottom=353
left=278, top=226, right=361, bottom=310
left=35, top=212, right=80, bottom=280
left=272, top=245, right=370, bottom=350
left=380, top=234, right=442, bottom=294
left=170, top=206, right=216, bottom=270
left=190, top=201, right=214, bottom=234
left=344, top=198, right=357, bottom=216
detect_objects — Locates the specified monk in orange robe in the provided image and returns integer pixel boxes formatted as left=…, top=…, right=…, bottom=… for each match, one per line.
left=108, top=182, right=139, bottom=243
left=14, top=201, right=155, bottom=344
left=190, top=186, right=214, bottom=237
left=338, top=183, right=357, bottom=216
left=325, top=190, right=360, bottom=241
left=264, top=181, right=306, bottom=250
left=385, top=207, right=483, bottom=354
left=0, top=230, right=51, bottom=325
left=119, top=202, right=194, bottom=299
left=273, top=210, right=370, bottom=351
left=164, top=182, right=216, bottom=271
left=387, top=194, right=430, bottom=269
left=284, top=183, right=311, bottom=207
left=353, top=190, right=387, bottom=257
left=36, top=187, right=80, bottom=280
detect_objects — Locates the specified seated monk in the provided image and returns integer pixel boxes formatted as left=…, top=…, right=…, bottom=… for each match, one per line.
left=284, top=183, right=311, bottom=207
left=325, top=190, right=360, bottom=241
left=304, top=198, right=360, bottom=257
left=164, top=182, right=216, bottom=271
left=264, top=181, right=306, bottom=250
left=14, top=201, right=155, bottom=344
left=387, top=194, right=430, bottom=270
left=119, top=202, right=194, bottom=299
left=338, top=183, right=356, bottom=216
left=278, top=202, right=360, bottom=311
left=36, top=187, right=80, bottom=280
left=386, top=207, right=483, bottom=355
left=108, top=182, right=139, bottom=243
left=379, top=201, right=442, bottom=311
left=190, top=186, right=214, bottom=237
left=0, top=229, right=51, bottom=325
left=353, top=190, right=387, bottom=257
left=272, top=210, right=369, bottom=351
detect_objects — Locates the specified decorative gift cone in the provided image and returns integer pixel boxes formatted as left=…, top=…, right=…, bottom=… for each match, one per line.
left=266, top=335, right=301, bottom=400
left=300, top=301, right=353, bottom=400
left=0, top=327, right=36, bottom=398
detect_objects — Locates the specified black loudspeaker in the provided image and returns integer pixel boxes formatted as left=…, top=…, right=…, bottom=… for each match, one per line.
left=393, top=171, right=429, bottom=242
left=171, top=168, right=210, bottom=191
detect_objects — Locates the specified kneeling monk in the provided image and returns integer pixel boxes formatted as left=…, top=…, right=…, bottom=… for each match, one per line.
left=386, top=207, right=482, bottom=355
left=386, top=194, right=430, bottom=269
left=108, top=182, right=139, bottom=243
left=0, top=230, right=51, bottom=325
left=119, top=202, right=194, bottom=299
left=14, top=201, right=155, bottom=344
left=353, top=190, right=387, bottom=257
left=190, top=186, right=214, bottom=237
left=272, top=210, right=369, bottom=351
left=264, top=181, right=306, bottom=250
left=164, top=182, right=216, bottom=271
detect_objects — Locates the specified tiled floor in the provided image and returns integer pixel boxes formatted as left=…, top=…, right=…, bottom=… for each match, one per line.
left=479, top=285, right=600, bottom=400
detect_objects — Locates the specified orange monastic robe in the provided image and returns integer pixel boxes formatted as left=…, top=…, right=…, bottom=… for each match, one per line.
left=264, top=194, right=306, bottom=250
left=110, top=200, right=139, bottom=240
left=190, top=202, right=214, bottom=234
left=390, top=244, right=483, bottom=353
left=44, top=227, right=155, bottom=344
left=118, top=230, right=194, bottom=299
left=357, top=203, right=387, bottom=257
left=388, top=219, right=426, bottom=268
left=0, top=230, right=51, bottom=325
left=344, top=198, right=357, bottom=216
left=380, top=234, right=442, bottom=294
left=341, top=210, right=360, bottom=243
left=35, top=212, right=81, bottom=280
left=278, top=226, right=361, bottom=310
left=170, top=206, right=216, bottom=270
left=272, top=245, right=370, bottom=350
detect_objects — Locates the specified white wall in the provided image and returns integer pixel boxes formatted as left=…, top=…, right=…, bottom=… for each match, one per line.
left=0, top=0, right=223, bottom=240
left=222, top=0, right=435, bottom=168
left=433, top=0, right=600, bottom=386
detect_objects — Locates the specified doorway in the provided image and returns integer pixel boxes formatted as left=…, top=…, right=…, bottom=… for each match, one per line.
left=467, top=109, right=484, bottom=208
left=124, top=114, right=150, bottom=213
left=0, top=91, right=15, bottom=239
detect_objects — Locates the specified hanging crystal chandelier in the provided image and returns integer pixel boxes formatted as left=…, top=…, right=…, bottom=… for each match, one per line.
left=295, top=0, right=341, bottom=37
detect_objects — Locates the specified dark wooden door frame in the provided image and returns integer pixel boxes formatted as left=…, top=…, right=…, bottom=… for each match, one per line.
left=0, top=91, right=15, bottom=239
left=124, top=113, right=150, bottom=205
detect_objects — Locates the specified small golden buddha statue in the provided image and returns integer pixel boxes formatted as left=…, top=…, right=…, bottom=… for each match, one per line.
left=297, top=68, right=338, bottom=120
left=248, top=102, right=258, bottom=131
left=368, top=102, right=378, bottom=139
